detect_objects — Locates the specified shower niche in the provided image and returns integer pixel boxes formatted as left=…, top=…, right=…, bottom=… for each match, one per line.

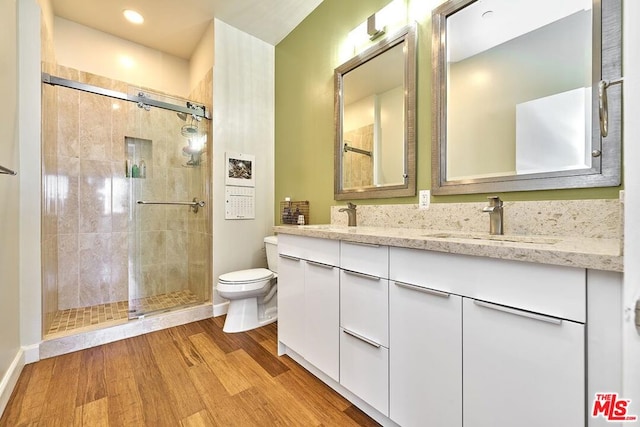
left=125, top=137, right=152, bottom=179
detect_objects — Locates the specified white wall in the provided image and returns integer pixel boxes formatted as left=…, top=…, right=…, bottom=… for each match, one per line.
left=190, top=21, right=215, bottom=93
left=0, top=0, right=22, bottom=415
left=18, top=0, right=42, bottom=361
left=212, top=19, right=275, bottom=307
left=54, top=17, right=190, bottom=97
left=623, top=0, right=640, bottom=412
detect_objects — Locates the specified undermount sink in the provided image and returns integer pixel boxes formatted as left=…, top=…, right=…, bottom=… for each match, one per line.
left=422, top=232, right=560, bottom=245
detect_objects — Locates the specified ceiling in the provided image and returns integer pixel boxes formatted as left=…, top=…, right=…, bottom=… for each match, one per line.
left=448, top=0, right=591, bottom=62
left=50, top=0, right=324, bottom=59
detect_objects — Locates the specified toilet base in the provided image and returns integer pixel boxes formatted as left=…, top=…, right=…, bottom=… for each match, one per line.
left=223, top=296, right=278, bottom=333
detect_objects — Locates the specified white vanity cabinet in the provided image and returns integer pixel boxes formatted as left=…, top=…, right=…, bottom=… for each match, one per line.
left=276, top=232, right=621, bottom=427
left=390, top=247, right=586, bottom=427
left=388, top=280, right=462, bottom=427
left=277, top=234, right=340, bottom=381
left=463, top=298, right=584, bottom=427
left=340, top=241, right=390, bottom=416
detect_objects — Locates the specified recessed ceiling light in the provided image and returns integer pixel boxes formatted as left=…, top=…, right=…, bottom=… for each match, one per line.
left=123, top=9, right=144, bottom=25
left=481, top=10, right=494, bottom=19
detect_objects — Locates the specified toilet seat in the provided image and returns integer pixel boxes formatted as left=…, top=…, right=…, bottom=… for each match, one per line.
left=218, top=268, right=274, bottom=285
left=217, top=268, right=275, bottom=296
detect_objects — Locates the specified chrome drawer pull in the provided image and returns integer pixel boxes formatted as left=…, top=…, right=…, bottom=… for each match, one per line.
left=344, top=241, right=380, bottom=248
left=307, top=260, right=334, bottom=269
left=473, top=300, right=562, bottom=325
left=279, top=254, right=300, bottom=261
left=342, top=329, right=381, bottom=348
left=343, top=269, right=380, bottom=281
left=394, top=281, right=450, bottom=298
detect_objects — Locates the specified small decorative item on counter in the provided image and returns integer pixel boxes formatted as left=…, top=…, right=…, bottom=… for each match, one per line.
left=279, top=200, right=310, bottom=225
left=282, top=197, right=292, bottom=223
left=132, top=163, right=140, bottom=178
left=139, top=160, right=146, bottom=178
left=125, top=159, right=130, bottom=177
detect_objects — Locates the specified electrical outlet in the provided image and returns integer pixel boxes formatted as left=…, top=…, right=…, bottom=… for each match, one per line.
left=419, top=190, right=430, bottom=209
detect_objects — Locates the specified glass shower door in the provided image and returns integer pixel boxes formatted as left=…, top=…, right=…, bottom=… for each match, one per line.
left=127, top=95, right=211, bottom=318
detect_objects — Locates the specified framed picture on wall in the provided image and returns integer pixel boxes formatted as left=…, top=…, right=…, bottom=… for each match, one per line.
left=225, top=152, right=255, bottom=187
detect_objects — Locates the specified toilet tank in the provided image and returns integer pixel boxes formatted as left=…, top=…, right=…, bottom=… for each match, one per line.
left=264, top=235, right=278, bottom=273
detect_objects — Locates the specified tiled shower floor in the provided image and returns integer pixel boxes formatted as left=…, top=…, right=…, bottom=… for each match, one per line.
left=46, top=290, right=201, bottom=336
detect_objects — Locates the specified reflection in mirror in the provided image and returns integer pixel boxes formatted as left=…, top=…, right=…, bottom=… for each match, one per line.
left=335, top=25, right=416, bottom=200
left=432, top=0, right=622, bottom=195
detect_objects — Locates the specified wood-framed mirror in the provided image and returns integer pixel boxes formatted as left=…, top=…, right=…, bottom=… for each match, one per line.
left=334, top=24, right=416, bottom=200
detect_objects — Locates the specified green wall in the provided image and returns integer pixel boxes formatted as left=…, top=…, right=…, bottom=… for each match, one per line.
left=274, top=0, right=621, bottom=225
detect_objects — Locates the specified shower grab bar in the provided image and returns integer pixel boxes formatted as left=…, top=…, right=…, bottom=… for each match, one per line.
left=137, top=198, right=205, bottom=213
left=0, top=164, right=17, bottom=175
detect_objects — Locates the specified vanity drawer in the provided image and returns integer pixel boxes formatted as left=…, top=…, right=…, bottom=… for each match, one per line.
left=340, top=270, right=389, bottom=347
left=389, top=247, right=586, bottom=323
left=340, top=327, right=389, bottom=416
left=278, top=234, right=339, bottom=266
left=341, top=240, right=389, bottom=278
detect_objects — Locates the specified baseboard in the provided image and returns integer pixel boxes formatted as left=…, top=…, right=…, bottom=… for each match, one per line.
left=213, top=301, right=229, bottom=317
left=0, top=349, right=25, bottom=418
left=22, top=343, right=40, bottom=364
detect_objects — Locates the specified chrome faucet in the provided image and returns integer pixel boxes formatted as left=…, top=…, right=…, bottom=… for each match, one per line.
left=482, top=196, right=504, bottom=235
left=339, top=202, right=357, bottom=227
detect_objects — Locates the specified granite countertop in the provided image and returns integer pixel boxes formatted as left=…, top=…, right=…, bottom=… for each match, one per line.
left=273, top=224, right=623, bottom=272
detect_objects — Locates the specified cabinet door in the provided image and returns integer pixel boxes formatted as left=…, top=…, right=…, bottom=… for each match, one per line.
left=277, top=254, right=306, bottom=355
left=305, top=260, right=340, bottom=381
left=463, top=298, right=584, bottom=427
left=340, top=327, right=389, bottom=416
left=389, top=281, right=462, bottom=427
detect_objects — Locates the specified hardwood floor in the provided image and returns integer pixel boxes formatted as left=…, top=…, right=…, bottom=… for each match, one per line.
left=1, top=317, right=379, bottom=426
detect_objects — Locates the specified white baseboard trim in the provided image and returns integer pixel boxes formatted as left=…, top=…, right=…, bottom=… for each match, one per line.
left=22, top=343, right=40, bottom=364
left=0, top=349, right=25, bottom=418
left=213, top=301, right=229, bottom=317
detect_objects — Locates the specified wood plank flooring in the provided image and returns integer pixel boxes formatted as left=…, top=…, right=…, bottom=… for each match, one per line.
left=1, top=317, right=379, bottom=427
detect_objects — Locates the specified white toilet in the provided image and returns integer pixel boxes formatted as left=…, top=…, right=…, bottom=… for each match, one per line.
left=217, top=235, right=278, bottom=333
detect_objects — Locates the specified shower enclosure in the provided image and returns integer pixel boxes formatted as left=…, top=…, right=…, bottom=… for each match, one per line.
left=42, top=69, right=212, bottom=335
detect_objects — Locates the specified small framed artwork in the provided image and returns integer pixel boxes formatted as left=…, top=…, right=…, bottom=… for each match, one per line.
left=225, top=152, right=255, bottom=187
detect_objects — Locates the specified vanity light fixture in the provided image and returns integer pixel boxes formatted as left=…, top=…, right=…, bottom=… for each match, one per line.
left=367, top=13, right=385, bottom=40
left=123, top=9, right=144, bottom=25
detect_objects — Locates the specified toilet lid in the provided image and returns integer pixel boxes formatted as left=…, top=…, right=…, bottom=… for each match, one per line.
left=218, top=268, right=274, bottom=284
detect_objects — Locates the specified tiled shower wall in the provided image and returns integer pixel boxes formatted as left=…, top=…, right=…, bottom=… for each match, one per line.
left=48, top=66, right=212, bottom=311
left=343, top=124, right=374, bottom=188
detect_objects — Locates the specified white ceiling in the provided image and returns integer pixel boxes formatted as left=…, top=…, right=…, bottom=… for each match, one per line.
left=50, top=0, right=324, bottom=59
left=448, top=0, right=592, bottom=62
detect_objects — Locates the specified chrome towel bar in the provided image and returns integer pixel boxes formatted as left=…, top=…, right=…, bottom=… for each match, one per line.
left=343, top=142, right=372, bottom=157
left=137, top=197, right=205, bottom=213
left=0, top=164, right=16, bottom=175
